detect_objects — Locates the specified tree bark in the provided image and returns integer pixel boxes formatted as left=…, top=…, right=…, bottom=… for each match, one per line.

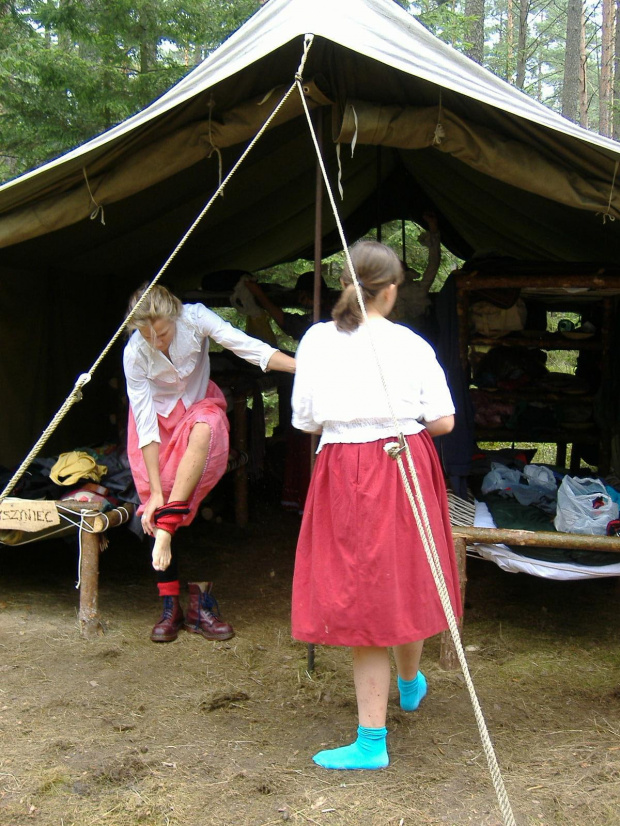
left=614, top=0, right=620, bottom=138
left=580, top=2, right=588, bottom=127
left=601, top=0, right=614, bottom=135
left=465, top=0, right=485, bottom=65
left=506, top=0, right=515, bottom=80
left=515, top=0, right=529, bottom=89
left=562, top=0, right=583, bottom=122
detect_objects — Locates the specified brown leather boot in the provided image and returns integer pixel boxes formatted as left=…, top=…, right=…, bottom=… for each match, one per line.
left=150, top=595, right=184, bottom=642
left=185, top=582, right=234, bottom=641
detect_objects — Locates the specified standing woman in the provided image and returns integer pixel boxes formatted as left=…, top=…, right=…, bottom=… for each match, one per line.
left=123, top=284, right=295, bottom=642
left=291, top=241, right=461, bottom=770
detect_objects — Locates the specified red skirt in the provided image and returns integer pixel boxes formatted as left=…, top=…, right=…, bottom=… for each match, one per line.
left=291, top=431, right=462, bottom=647
left=127, top=380, right=230, bottom=528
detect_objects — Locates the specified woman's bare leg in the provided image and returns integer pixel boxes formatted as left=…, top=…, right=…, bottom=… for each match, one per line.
left=353, top=646, right=391, bottom=728
left=392, top=639, right=424, bottom=681
left=312, top=646, right=391, bottom=769
left=152, top=423, right=211, bottom=571
left=393, top=639, right=427, bottom=712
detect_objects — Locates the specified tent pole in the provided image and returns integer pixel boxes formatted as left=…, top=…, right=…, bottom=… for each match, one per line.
left=312, top=106, right=324, bottom=324
left=376, top=145, right=382, bottom=242
left=307, top=106, right=324, bottom=674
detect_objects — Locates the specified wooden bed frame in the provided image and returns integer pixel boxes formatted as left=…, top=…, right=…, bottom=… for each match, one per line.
left=439, top=526, right=620, bottom=670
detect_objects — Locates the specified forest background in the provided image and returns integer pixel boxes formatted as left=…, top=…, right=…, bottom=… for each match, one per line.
left=0, top=0, right=616, bottom=187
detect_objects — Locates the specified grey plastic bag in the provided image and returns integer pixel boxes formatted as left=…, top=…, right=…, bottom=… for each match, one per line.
left=553, top=476, right=618, bottom=535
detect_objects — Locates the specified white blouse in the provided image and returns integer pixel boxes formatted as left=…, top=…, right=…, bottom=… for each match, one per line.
left=123, top=303, right=277, bottom=448
left=292, top=317, right=455, bottom=451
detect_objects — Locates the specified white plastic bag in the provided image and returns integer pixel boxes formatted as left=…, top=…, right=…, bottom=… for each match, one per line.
left=553, top=476, right=619, bottom=535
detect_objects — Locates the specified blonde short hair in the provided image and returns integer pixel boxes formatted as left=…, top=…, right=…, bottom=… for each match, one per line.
left=125, top=283, right=183, bottom=332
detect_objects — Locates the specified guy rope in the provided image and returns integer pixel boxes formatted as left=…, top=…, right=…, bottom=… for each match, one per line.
left=0, top=33, right=517, bottom=825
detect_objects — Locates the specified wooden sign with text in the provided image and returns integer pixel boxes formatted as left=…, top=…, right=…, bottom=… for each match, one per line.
left=0, top=498, right=60, bottom=531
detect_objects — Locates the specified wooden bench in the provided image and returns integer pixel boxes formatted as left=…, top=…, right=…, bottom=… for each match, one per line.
left=0, top=500, right=134, bottom=639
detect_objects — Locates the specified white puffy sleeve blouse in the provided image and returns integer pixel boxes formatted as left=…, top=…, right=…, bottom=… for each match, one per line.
left=292, top=317, right=455, bottom=451
left=123, top=304, right=277, bottom=448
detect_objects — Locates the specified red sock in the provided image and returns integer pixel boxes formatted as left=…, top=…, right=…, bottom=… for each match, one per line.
left=157, top=580, right=180, bottom=597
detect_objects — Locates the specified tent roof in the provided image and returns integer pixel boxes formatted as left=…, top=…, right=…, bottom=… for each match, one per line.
left=2, top=0, right=620, bottom=283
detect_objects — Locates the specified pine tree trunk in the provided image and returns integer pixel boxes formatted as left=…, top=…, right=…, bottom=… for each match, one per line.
left=580, top=2, right=588, bottom=127
left=562, top=0, right=583, bottom=122
left=506, top=0, right=514, bottom=80
left=515, top=0, right=529, bottom=89
left=614, top=0, right=620, bottom=138
left=465, top=0, right=485, bottom=65
left=601, top=0, right=614, bottom=135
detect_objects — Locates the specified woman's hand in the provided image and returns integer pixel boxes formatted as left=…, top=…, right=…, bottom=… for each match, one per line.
left=141, top=491, right=165, bottom=536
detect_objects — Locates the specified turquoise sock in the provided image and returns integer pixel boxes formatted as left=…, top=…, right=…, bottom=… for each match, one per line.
left=312, top=725, right=389, bottom=770
left=397, top=671, right=427, bottom=711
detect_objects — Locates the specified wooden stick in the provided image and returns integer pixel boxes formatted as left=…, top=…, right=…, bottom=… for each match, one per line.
left=440, top=536, right=467, bottom=671
left=453, top=525, right=620, bottom=551
left=455, top=272, right=620, bottom=290
left=79, top=528, right=103, bottom=639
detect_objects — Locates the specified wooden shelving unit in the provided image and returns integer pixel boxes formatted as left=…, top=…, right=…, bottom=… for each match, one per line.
left=455, top=270, right=620, bottom=473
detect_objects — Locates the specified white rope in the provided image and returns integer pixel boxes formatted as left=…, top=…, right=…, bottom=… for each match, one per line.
left=295, top=75, right=518, bottom=826
left=0, top=38, right=314, bottom=508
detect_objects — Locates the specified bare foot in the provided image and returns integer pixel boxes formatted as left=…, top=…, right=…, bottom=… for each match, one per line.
left=152, top=529, right=172, bottom=571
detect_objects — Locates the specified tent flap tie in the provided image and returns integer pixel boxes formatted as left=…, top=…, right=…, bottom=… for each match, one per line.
left=82, top=167, right=105, bottom=225
left=207, top=97, right=223, bottom=192
left=432, top=91, right=444, bottom=146
left=597, top=160, right=619, bottom=224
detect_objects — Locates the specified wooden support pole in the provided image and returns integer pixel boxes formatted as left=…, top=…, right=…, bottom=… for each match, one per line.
left=78, top=528, right=103, bottom=639
left=439, top=536, right=467, bottom=670
left=77, top=505, right=133, bottom=639
left=307, top=106, right=324, bottom=673
left=233, top=393, right=249, bottom=528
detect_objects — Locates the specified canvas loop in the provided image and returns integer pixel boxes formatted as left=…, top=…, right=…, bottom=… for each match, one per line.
left=432, top=91, right=444, bottom=145
left=82, top=167, right=106, bottom=225
left=206, top=97, right=223, bottom=191
left=597, top=160, right=619, bottom=223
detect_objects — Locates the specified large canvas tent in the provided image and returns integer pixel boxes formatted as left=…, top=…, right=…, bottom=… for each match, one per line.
left=2, top=0, right=620, bottom=467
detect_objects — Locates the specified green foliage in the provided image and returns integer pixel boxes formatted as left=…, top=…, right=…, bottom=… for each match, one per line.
left=0, top=0, right=257, bottom=181
left=410, top=0, right=476, bottom=51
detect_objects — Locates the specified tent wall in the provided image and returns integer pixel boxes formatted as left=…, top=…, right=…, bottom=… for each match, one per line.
left=0, top=268, right=124, bottom=467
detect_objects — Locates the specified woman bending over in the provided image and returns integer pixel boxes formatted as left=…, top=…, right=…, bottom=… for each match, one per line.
left=123, top=284, right=295, bottom=642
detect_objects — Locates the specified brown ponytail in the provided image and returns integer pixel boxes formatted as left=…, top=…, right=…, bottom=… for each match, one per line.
left=332, top=241, right=404, bottom=332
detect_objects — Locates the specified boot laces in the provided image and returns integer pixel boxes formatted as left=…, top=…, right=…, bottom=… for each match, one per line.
left=161, top=595, right=175, bottom=618
left=199, top=591, right=221, bottom=617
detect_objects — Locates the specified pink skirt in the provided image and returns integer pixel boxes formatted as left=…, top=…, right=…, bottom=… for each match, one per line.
left=291, top=431, right=463, bottom=647
left=127, top=380, right=230, bottom=528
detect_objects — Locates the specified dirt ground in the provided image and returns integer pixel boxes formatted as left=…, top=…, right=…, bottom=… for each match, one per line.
left=1, top=485, right=620, bottom=826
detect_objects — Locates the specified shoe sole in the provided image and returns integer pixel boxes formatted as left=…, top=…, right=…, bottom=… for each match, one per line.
left=184, top=624, right=235, bottom=641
